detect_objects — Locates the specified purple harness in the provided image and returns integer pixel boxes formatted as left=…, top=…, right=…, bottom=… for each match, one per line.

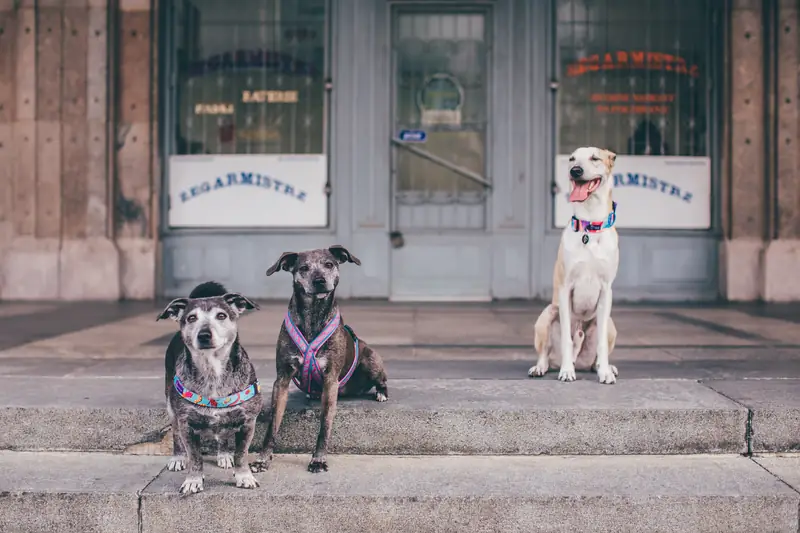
left=284, top=310, right=360, bottom=395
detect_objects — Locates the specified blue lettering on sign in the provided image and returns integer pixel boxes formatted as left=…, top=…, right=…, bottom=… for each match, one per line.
left=398, top=129, right=427, bottom=143
left=177, top=171, right=309, bottom=204
left=611, top=172, right=694, bottom=203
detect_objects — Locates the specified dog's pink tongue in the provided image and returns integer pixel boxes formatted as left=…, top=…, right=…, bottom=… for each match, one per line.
left=569, top=181, right=591, bottom=202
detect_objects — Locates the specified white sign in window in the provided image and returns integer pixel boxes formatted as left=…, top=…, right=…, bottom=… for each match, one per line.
left=553, top=155, right=711, bottom=230
left=168, top=154, right=328, bottom=228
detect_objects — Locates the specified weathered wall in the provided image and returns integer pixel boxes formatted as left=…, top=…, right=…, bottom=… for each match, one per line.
left=0, top=0, right=156, bottom=301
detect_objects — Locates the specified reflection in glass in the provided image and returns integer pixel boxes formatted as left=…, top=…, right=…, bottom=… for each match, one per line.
left=173, top=0, right=326, bottom=156
left=557, top=0, right=708, bottom=157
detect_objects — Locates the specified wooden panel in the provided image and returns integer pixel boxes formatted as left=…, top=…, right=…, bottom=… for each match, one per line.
left=119, top=10, right=150, bottom=123
left=0, top=9, right=15, bottom=125
left=36, top=123, right=62, bottom=238
left=120, top=0, right=150, bottom=10
left=15, top=8, right=36, bottom=121
left=86, top=119, right=107, bottom=237
left=730, top=2, right=765, bottom=239
left=87, top=6, right=107, bottom=121
left=62, top=121, right=89, bottom=238
left=0, top=125, right=11, bottom=226
left=12, top=122, right=36, bottom=236
left=116, top=122, right=151, bottom=238
left=62, top=7, right=88, bottom=123
left=777, top=0, right=799, bottom=238
left=36, top=8, right=64, bottom=121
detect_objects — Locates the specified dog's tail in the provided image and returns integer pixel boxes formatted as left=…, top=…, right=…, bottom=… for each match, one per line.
left=189, top=281, right=228, bottom=298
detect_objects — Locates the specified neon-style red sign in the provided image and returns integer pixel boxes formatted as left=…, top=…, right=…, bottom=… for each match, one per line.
left=566, top=51, right=700, bottom=78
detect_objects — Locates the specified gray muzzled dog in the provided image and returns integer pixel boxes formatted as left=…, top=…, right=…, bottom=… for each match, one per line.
left=249, top=245, right=389, bottom=474
left=157, top=281, right=263, bottom=494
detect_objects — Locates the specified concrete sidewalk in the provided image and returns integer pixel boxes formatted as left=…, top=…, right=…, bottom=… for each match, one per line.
left=3, top=451, right=800, bottom=533
left=3, top=301, right=800, bottom=532
left=2, top=300, right=800, bottom=380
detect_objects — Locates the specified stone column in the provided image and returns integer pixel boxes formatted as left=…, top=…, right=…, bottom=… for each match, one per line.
left=59, top=0, right=120, bottom=300
left=0, top=0, right=58, bottom=299
left=0, top=0, right=121, bottom=300
left=115, top=0, right=157, bottom=299
left=763, top=0, right=800, bottom=301
left=720, top=0, right=768, bottom=301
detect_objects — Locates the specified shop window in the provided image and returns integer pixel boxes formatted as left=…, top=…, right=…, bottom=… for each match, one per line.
left=557, top=0, right=708, bottom=157
left=173, top=0, right=326, bottom=155
left=554, top=0, right=713, bottom=230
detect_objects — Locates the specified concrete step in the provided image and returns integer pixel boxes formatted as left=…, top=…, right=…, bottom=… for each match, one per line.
left=2, top=451, right=799, bottom=533
left=0, top=377, right=762, bottom=455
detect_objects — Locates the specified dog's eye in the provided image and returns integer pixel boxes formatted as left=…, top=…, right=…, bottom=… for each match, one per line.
left=216, top=312, right=227, bottom=321
left=590, top=155, right=600, bottom=161
left=324, top=262, right=334, bottom=269
left=298, top=265, right=310, bottom=273
left=186, top=315, right=197, bottom=323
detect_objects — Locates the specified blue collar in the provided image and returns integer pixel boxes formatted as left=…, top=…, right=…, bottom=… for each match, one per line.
left=571, top=201, right=617, bottom=233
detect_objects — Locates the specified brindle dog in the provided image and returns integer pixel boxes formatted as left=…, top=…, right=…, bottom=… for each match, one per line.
left=249, top=245, right=389, bottom=474
left=158, top=281, right=262, bottom=494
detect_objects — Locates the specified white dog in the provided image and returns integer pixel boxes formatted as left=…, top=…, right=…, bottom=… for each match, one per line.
left=528, top=147, right=620, bottom=384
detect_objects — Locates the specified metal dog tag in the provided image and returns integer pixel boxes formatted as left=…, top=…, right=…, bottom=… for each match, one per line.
left=582, top=234, right=589, bottom=245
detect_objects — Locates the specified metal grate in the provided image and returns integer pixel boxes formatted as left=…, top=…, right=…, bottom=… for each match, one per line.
left=172, top=0, right=326, bottom=156
left=556, top=0, right=709, bottom=157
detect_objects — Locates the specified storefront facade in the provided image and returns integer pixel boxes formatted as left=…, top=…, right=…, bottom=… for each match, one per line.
left=0, top=0, right=797, bottom=302
left=157, top=0, right=721, bottom=300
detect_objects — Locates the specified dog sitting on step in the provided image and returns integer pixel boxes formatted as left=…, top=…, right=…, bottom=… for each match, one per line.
left=528, top=147, right=620, bottom=384
left=250, top=245, right=389, bottom=475
left=157, top=281, right=262, bottom=494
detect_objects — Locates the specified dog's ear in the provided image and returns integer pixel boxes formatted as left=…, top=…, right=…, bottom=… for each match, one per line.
left=266, top=251, right=299, bottom=276
left=223, top=292, right=260, bottom=314
left=156, top=298, right=189, bottom=322
left=329, top=245, right=361, bottom=266
left=601, top=149, right=617, bottom=171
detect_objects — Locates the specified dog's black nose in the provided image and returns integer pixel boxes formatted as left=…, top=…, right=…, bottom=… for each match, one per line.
left=570, top=166, right=584, bottom=179
left=312, top=277, right=327, bottom=288
left=197, top=329, right=212, bottom=344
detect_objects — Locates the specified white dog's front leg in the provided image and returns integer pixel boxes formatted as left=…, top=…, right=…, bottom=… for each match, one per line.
left=595, top=285, right=616, bottom=384
left=557, top=287, right=576, bottom=382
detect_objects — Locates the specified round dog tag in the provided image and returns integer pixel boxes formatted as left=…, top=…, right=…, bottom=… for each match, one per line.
left=582, top=234, right=589, bottom=245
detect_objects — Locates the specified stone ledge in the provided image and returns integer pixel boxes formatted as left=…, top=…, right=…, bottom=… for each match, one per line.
left=763, top=239, right=800, bottom=302
left=59, top=238, right=121, bottom=300
left=0, top=378, right=748, bottom=455
left=0, top=237, right=60, bottom=300
left=0, top=451, right=798, bottom=533
left=719, top=238, right=764, bottom=301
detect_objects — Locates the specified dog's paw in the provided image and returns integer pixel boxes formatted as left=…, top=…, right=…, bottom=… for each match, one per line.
left=528, top=363, right=549, bottom=377
left=216, top=453, right=234, bottom=469
left=308, top=458, right=328, bottom=473
left=558, top=364, right=577, bottom=382
left=179, top=476, right=204, bottom=495
left=234, top=470, right=260, bottom=489
left=558, top=366, right=577, bottom=382
left=375, top=391, right=388, bottom=402
left=249, top=458, right=272, bottom=473
left=596, top=365, right=617, bottom=384
left=167, top=456, right=186, bottom=472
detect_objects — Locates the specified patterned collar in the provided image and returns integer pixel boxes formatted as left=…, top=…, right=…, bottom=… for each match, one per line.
left=571, top=201, right=617, bottom=234
left=173, top=374, right=260, bottom=408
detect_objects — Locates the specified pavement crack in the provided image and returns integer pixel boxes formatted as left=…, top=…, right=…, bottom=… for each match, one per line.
left=137, top=466, right=165, bottom=533
left=698, top=380, right=753, bottom=455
